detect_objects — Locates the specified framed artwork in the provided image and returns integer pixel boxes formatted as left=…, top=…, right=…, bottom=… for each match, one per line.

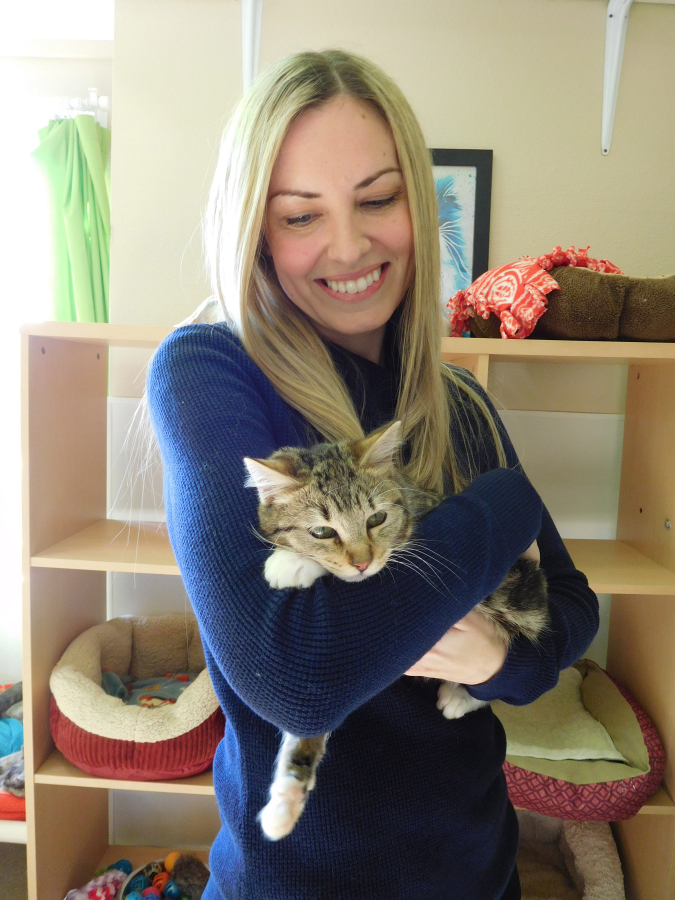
left=431, top=149, right=493, bottom=308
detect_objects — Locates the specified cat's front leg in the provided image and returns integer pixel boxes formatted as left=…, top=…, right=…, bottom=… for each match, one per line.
left=436, top=681, right=489, bottom=720
left=259, top=732, right=328, bottom=840
left=264, top=547, right=327, bottom=589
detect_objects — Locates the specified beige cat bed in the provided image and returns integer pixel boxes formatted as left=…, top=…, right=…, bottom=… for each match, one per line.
left=50, top=614, right=225, bottom=780
left=517, top=809, right=625, bottom=900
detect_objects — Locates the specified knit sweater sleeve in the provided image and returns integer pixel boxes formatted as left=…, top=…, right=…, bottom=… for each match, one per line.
left=147, top=325, right=543, bottom=736
left=453, top=371, right=600, bottom=706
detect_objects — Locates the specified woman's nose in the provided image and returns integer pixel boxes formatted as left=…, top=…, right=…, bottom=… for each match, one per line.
left=326, top=213, right=371, bottom=266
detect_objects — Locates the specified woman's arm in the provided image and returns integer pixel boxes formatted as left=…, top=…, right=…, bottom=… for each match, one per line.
left=444, top=369, right=599, bottom=705
left=147, top=324, right=543, bottom=736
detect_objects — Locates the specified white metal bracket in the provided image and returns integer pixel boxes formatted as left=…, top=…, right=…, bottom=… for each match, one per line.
left=602, top=0, right=634, bottom=154
left=241, top=0, right=264, bottom=93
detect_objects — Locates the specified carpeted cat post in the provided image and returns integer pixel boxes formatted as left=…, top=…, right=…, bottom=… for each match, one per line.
left=517, top=809, right=625, bottom=900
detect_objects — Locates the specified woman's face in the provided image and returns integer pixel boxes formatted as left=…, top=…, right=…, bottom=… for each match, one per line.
left=265, top=97, right=415, bottom=363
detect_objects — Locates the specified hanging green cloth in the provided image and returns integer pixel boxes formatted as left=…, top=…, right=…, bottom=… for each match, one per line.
left=32, top=115, right=111, bottom=323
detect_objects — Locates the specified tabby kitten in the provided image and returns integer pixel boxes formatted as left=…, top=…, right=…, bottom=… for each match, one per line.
left=244, top=421, right=548, bottom=840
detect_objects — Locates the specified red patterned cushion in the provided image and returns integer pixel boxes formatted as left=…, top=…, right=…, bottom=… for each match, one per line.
left=504, top=676, right=665, bottom=821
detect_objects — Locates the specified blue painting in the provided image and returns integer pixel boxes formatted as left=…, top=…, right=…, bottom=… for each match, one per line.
left=433, top=165, right=476, bottom=311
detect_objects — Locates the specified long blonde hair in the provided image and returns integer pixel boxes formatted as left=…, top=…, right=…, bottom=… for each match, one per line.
left=203, top=50, right=505, bottom=494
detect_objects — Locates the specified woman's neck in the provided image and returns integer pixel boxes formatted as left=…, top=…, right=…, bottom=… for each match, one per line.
left=317, top=324, right=386, bottom=366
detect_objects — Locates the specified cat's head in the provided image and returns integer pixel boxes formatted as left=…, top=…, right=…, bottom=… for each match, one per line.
left=244, top=422, right=417, bottom=582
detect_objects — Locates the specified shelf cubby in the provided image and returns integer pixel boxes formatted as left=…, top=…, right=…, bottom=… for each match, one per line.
left=21, top=324, right=675, bottom=899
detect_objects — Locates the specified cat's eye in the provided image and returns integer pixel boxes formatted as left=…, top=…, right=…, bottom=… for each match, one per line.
left=309, top=526, right=337, bottom=539
left=366, top=511, right=387, bottom=529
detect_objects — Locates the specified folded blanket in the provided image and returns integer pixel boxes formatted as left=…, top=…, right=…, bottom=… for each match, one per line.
left=0, top=749, right=25, bottom=797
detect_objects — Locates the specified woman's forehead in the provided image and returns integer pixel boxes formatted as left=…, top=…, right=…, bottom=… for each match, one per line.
left=268, top=96, right=400, bottom=199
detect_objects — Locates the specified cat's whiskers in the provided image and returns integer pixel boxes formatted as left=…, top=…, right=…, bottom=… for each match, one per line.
left=398, top=540, right=467, bottom=580
left=383, top=554, right=445, bottom=593
left=250, top=524, right=274, bottom=547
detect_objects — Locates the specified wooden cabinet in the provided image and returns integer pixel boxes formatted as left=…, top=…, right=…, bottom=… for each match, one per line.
left=21, top=323, right=675, bottom=899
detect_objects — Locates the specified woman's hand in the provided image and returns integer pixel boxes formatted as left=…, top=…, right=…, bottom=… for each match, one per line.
left=404, top=609, right=508, bottom=685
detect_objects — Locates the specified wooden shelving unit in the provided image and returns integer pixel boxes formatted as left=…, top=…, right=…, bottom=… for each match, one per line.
left=21, top=324, right=675, bottom=899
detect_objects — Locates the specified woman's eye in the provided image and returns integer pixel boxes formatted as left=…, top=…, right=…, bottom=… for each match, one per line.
left=309, top=526, right=337, bottom=539
left=366, top=511, right=387, bottom=528
left=285, top=213, right=314, bottom=227
left=362, top=194, right=398, bottom=210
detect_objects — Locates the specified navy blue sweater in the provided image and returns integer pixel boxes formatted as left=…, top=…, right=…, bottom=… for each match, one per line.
left=147, top=322, right=598, bottom=900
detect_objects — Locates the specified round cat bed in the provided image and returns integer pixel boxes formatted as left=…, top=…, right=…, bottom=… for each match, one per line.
left=494, top=659, right=665, bottom=821
left=50, top=614, right=225, bottom=781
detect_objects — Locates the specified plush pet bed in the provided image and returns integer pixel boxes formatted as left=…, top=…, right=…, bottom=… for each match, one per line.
left=50, top=614, right=224, bottom=780
left=447, top=245, right=675, bottom=341
left=493, top=660, right=665, bottom=820
left=516, top=809, right=625, bottom=900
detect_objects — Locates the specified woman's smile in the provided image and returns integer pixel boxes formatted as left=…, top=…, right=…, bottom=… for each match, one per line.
left=317, top=263, right=387, bottom=300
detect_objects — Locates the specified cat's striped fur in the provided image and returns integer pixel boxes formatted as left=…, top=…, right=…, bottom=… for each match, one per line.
left=244, top=422, right=548, bottom=840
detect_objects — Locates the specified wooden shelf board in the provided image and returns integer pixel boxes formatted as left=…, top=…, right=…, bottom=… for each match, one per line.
left=0, top=819, right=27, bottom=843
left=31, top=519, right=179, bottom=575
left=563, top=539, right=675, bottom=595
left=442, top=336, right=675, bottom=365
left=35, top=750, right=215, bottom=795
left=20, top=321, right=171, bottom=348
left=20, top=325, right=675, bottom=363
left=30, top=526, right=675, bottom=595
left=637, top=786, right=675, bottom=815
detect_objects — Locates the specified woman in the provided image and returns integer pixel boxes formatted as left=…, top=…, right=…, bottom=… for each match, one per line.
left=147, top=50, right=598, bottom=900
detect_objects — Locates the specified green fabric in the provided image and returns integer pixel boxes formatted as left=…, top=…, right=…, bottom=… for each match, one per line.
left=498, top=659, right=651, bottom=786
left=492, top=667, right=628, bottom=763
left=32, top=116, right=110, bottom=323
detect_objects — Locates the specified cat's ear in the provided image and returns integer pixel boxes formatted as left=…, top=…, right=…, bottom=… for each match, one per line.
left=356, top=421, right=403, bottom=470
left=244, top=457, right=301, bottom=505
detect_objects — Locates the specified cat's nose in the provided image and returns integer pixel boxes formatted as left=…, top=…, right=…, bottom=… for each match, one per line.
left=353, top=561, right=371, bottom=572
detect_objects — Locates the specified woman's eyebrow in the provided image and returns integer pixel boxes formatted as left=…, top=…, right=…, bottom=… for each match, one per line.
left=268, top=167, right=402, bottom=201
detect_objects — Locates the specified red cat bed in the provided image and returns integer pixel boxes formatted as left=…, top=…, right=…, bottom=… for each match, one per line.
left=49, top=614, right=224, bottom=781
left=494, top=660, right=665, bottom=821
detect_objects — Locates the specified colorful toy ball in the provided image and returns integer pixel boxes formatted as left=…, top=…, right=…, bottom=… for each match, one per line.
left=125, top=894, right=144, bottom=900
left=152, top=872, right=170, bottom=891
left=141, top=889, right=161, bottom=898
left=127, top=874, right=149, bottom=893
left=164, top=852, right=180, bottom=873
left=111, top=859, right=133, bottom=876
left=163, top=881, right=183, bottom=900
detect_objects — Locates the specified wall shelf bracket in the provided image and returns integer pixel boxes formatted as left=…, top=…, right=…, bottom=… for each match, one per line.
left=602, top=0, right=634, bottom=155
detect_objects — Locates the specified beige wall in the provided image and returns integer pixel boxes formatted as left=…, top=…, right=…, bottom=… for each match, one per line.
left=110, top=0, right=675, bottom=328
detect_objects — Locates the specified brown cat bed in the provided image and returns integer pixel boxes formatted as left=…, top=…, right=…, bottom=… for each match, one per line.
left=50, top=614, right=225, bottom=780
left=516, top=809, right=625, bottom=900
left=447, top=245, right=675, bottom=341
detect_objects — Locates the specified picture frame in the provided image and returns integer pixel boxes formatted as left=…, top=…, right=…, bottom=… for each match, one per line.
left=431, top=149, right=493, bottom=307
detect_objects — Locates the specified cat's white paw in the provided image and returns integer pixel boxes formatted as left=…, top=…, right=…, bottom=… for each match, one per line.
left=264, top=549, right=326, bottom=589
left=436, top=681, right=488, bottom=720
left=259, top=776, right=307, bottom=840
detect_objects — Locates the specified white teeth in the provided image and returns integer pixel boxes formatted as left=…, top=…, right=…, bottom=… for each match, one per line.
left=327, top=266, right=383, bottom=295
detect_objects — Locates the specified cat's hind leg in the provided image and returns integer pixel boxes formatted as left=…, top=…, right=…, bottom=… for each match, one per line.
left=259, top=732, right=328, bottom=840
left=436, top=682, right=488, bottom=720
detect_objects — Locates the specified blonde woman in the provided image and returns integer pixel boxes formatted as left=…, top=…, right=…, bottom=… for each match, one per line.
left=147, top=50, right=598, bottom=900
